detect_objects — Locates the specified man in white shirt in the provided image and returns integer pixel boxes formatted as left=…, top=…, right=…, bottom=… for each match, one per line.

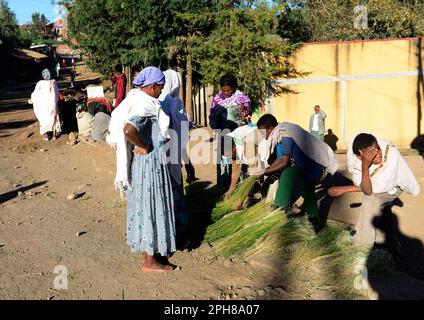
left=309, top=105, right=326, bottom=141
left=328, top=133, right=420, bottom=246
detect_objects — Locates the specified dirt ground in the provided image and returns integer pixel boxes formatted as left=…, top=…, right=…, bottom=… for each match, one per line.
left=1, top=64, right=424, bottom=300
left=0, top=66, right=291, bottom=301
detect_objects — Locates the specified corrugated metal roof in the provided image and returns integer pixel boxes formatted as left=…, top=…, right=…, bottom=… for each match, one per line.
left=9, top=48, right=48, bottom=60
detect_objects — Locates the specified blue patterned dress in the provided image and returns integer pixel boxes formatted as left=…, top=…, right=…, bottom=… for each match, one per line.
left=126, top=115, right=176, bottom=256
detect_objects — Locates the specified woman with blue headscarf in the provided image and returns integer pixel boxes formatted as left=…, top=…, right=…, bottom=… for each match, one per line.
left=107, top=66, right=176, bottom=273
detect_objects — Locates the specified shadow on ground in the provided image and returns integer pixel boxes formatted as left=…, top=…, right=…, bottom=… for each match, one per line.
left=367, top=202, right=424, bottom=299
left=0, top=181, right=48, bottom=204
left=184, top=181, right=222, bottom=251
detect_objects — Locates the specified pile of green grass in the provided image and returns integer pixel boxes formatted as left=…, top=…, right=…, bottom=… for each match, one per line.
left=210, top=176, right=257, bottom=222
left=215, top=209, right=286, bottom=258
left=205, top=201, right=276, bottom=243
left=205, top=178, right=398, bottom=299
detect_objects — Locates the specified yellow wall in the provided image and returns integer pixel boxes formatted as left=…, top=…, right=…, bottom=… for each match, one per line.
left=269, top=38, right=424, bottom=148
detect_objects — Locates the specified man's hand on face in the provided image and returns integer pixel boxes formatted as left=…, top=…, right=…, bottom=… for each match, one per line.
left=359, top=146, right=378, bottom=169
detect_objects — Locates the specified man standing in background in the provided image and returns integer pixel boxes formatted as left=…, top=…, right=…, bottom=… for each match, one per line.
left=309, top=105, right=326, bottom=141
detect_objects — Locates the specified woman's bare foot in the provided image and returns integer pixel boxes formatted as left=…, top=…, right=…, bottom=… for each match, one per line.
left=141, top=264, right=174, bottom=273
left=141, top=253, right=176, bottom=273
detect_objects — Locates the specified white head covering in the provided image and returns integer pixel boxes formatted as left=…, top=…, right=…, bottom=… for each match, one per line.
left=42, top=69, right=51, bottom=80
left=159, top=69, right=181, bottom=100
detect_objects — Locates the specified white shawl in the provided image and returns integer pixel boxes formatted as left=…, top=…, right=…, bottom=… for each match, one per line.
left=31, top=79, right=59, bottom=134
left=106, top=89, right=170, bottom=197
left=259, top=122, right=338, bottom=176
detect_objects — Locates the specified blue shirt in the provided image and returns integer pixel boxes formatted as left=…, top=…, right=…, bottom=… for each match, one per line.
left=276, top=137, right=323, bottom=183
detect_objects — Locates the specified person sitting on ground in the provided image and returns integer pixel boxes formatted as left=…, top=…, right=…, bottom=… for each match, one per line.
left=255, top=114, right=338, bottom=231
left=30, top=69, right=61, bottom=141
left=328, top=133, right=420, bottom=246
left=111, top=64, right=127, bottom=108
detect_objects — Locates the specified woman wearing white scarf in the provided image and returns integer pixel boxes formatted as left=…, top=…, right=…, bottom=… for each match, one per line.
left=30, top=69, right=60, bottom=141
left=107, top=66, right=176, bottom=273
left=158, top=69, right=192, bottom=240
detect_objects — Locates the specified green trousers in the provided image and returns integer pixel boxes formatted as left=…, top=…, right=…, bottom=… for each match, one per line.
left=274, top=165, right=319, bottom=219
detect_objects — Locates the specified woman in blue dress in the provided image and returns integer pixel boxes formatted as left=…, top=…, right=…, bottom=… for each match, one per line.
left=110, top=67, right=176, bottom=273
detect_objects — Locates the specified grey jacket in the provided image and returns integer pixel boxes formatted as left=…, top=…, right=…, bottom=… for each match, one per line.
left=309, top=110, right=326, bottom=135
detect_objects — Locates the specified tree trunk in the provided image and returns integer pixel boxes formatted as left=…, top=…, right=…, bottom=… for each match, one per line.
left=177, top=58, right=184, bottom=103
left=185, top=57, right=193, bottom=122
left=124, top=65, right=132, bottom=95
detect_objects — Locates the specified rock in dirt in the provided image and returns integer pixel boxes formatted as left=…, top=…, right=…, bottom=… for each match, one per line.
left=18, top=191, right=25, bottom=199
left=13, top=183, right=21, bottom=188
left=76, top=231, right=87, bottom=237
left=225, top=294, right=231, bottom=300
left=39, top=149, right=47, bottom=152
left=66, top=193, right=78, bottom=200
left=258, top=289, right=266, bottom=297
left=18, top=131, right=33, bottom=140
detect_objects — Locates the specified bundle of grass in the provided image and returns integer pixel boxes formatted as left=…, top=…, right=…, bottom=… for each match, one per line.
left=247, top=218, right=316, bottom=257
left=205, top=201, right=275, bottom=243
left=215, top=209, right=286, bottom=258
left=282, top=222, right=369, bottom=300
left=211, top=176, right=257, bottom=222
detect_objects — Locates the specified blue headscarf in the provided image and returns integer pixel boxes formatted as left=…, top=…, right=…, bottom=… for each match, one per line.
left=132, top=66, right=165, bottom=88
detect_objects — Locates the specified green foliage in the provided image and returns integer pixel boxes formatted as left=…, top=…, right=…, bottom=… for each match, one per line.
left=0, top=1, right=54, bottom=48
left=0, top=0, right=20, bottom=46
left=294, top=0, right=424, bottom=42
left=67, top=0, right=211, bottom=76
left=190, top=0, right=301, bottom=108
left=29, top=12, right=49, bottom=38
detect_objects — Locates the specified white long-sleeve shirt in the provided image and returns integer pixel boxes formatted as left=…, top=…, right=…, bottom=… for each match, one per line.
left=347, top=137, right=420, bottom=196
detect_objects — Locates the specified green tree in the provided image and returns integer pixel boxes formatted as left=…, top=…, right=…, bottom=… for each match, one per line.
left=293, top=0, right=424, bottom=42
left=190, top=0, right=301, bottom=108
left=0, top=0, right=19, bottom=46
left=29, top=12, right=49, bottom=38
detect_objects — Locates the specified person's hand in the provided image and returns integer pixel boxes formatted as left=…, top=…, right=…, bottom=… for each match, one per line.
left=328, top=186, right=347, bottom=197
left=359, top=146, right=377, bottom=169
left=254, top=173, right=264, bottom=181
left=133, top=146, right=150, bottom=155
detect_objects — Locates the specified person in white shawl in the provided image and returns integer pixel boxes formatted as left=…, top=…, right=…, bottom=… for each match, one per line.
left=30, top=69, right=60, bottom=141
left=328, top=133, right=420, bottom=246
left=106, top=66, right=177, bottom=273
left=255, top=114, right=339, bottom=231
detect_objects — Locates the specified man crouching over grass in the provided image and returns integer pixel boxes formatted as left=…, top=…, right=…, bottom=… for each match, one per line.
left=328, top=133, right=420, bottom=247
left=255, top=114, right=338, bottom=232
